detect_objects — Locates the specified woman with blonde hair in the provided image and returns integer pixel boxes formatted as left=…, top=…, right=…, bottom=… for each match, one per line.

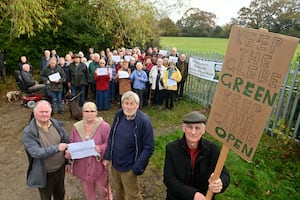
left=68, top=102, right=112, bottom=200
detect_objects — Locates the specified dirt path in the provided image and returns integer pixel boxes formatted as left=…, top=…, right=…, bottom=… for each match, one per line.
left=0, top=98, right=166, bottom=199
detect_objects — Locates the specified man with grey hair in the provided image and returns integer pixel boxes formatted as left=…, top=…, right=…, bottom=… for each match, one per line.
left=163, top=111, right=230, bottom=200
left=103, top=91, right=154, bottom=200
left=23, top=100, right=70, bottom=200
left=88, top=53, right=101, bottom=100
left=40, top=50, right=51, bottom=70
left=21, top=63, right=46, bottom=96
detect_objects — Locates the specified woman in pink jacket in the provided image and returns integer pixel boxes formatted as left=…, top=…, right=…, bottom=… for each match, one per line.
left=69, top=101, right=112, bottom=200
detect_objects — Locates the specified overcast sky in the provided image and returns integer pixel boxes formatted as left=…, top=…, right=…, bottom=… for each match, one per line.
left=169, top=0, right=252, bottom=26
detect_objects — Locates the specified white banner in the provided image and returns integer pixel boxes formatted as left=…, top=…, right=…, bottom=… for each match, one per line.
left=188, top=57, right=223, bottom=82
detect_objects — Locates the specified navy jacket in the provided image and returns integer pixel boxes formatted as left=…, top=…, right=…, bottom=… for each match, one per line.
left=104, top=109, right=154, bottom=175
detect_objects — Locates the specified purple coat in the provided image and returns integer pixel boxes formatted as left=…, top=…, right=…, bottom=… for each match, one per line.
left=70, top=118, right=110, bottom=182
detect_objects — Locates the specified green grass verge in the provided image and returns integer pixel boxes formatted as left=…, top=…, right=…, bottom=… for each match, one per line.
left=150, top=102, right=300, bottom=200
left=150, top=120, right=300, bottom=200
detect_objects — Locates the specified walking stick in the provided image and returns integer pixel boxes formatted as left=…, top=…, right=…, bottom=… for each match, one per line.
left=107, top=169, right=110, bottom=200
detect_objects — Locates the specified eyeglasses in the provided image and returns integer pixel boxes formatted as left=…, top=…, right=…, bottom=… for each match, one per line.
left=100, top=62, right=105, bottom=64
left=83, top=110, right=96, bottom=113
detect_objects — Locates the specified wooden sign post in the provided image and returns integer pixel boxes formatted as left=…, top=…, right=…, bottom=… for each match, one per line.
left=205, top=26, right=299, bottom=200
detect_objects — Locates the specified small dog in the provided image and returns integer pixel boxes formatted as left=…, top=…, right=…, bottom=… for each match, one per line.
left=6, top=90, right=20, bottom=102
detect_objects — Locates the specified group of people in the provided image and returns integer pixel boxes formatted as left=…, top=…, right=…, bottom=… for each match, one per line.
left=20, top=46, right=190, bottom=113
left=22, top=92, right=230, bottom=200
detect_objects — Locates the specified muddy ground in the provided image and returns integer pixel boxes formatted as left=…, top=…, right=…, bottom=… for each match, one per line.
left=0, top=97, right=167, bottom=200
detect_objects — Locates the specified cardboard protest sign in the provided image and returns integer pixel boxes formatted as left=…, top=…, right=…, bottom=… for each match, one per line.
left=206, top=26, right=299, bottom=162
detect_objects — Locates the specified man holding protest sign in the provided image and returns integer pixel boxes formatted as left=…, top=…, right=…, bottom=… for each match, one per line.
left=163, top=111, right=230, bottom=200
left=205, top=26, right=298, bottom=199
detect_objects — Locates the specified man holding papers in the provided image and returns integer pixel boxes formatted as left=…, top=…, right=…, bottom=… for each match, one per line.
left=40, top=57, right=66, bottom=114
left=67, top=102, right=112, bottom=200
left=23, top=100, right=70, bottom=200
left=163, top=62, right=182, bottom=110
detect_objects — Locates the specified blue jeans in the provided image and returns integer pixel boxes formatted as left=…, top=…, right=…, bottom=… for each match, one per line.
left=49, top=91, right=63, bottom=112
left=71, top=85, right=86, bottom=107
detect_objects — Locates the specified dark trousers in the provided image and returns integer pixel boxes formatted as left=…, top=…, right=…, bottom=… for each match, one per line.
left=109, top=81, right=116, bottom=101
left=62, top=82, right=70, bottom=99
left=133, top=88, right=145, bottom=109
left=152, top=89, right=165, bottom=105
left=38, top=166, right=65, bottom=200
left=71, top=85, right=86, bottom=107
left=89, top=83, right=96, bottom=100
left=49, top=91, right=63, bottom=112
left=177, top=79, right=186, bottom=98
left=165, top=90, right=175, bottom=109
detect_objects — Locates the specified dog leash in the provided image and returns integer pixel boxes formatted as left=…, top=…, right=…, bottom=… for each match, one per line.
left=69, top=90, right=83, bottom=102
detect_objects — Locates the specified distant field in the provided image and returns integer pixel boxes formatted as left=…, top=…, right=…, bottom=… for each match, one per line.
left=160, top=36, right=228, bottom=53
left=160, top=36, right=300, bottom=64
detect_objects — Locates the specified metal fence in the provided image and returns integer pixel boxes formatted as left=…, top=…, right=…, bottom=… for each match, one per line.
left=183, top=51, right=300, bottom=141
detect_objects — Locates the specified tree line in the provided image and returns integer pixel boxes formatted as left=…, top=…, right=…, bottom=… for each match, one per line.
left=0, top=0, right=299, bottom=74
left=158, top=0, right=300, bottom=38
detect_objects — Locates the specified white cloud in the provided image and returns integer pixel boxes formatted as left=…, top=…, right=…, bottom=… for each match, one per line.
left=169, top=0, right=251, bottom=26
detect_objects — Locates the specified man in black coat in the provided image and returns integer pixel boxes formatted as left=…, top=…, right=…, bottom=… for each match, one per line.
left=163, top=111, right=230, bottom=200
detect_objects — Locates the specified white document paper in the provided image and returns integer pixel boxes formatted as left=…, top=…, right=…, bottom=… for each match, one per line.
left=168, top=56, right=178, bottom=63
left=48, top=72, right=61, bottom=82
left=124, top=56, right=132, bottom=62
left=97, top=68, right=108, bottom=76
left=68, top=139, right=99, bottom=159
left=159, top=50, right=168, bottom=56
left=118, top=70, right=129, bottom=79
left=112, top=55, right=121, bottom=63
left=108, top=68, right=113, bottom=79
left=167, top=79, right=177, bottom=86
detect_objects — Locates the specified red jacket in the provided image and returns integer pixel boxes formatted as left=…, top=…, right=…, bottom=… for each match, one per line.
left=94, top=72, right=110, bottom=91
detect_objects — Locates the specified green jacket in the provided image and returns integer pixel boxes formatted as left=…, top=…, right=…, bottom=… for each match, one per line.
left=88, top=61, right=100, bottom=83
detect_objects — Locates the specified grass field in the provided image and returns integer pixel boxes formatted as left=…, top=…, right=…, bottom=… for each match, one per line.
left=160, top=36, right=300, bottom=65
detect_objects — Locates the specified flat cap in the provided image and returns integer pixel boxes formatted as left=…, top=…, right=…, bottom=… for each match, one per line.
left=183, top=111, right=207, bottom=124
left=72, top=53, right=82, bottom=58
